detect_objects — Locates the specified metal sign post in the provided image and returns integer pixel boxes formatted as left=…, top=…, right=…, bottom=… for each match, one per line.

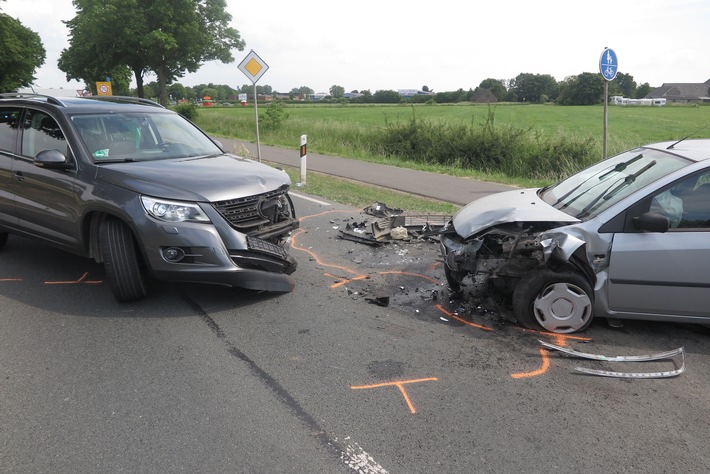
left=599, top=47, right=618, bottom=160
left=238, top=50, right=269, bottom=162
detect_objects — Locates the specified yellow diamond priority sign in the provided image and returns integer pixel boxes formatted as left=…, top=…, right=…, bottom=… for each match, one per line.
left=238, top=50, right=269, bottom=84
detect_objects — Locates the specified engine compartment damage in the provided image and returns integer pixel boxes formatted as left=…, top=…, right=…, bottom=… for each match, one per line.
left=441, top=221, right=590, bottom=291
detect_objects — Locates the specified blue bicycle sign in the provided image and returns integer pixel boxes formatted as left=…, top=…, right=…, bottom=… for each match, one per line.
left=599, top=48, right=618, bottom=81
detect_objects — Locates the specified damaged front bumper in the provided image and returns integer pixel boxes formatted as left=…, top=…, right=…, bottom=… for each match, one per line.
left=440, top=223, right=592, bottom=289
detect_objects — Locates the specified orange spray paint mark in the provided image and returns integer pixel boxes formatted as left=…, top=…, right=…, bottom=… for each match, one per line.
left=435, top=304, right=493, bottom=331
left=351, top=377, right=438, bottom=414
left=44, top=272, right=102, bottom=285
left=511, top=348, right=551, bottom=379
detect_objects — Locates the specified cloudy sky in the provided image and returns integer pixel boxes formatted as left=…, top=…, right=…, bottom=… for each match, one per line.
left=3, top=0, right=709, bottom=94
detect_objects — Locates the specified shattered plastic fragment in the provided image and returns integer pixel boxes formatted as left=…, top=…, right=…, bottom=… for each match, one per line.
left=365, top=296, right=390, bottom=307
left=390, top=226, right=408, bottom=240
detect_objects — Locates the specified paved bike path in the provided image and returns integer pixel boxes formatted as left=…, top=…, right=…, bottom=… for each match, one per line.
left=217, top=138, right=515, bottom=207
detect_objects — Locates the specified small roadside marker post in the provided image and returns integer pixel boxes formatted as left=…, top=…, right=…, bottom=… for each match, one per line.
left=299, top=135, right=307, bottom=185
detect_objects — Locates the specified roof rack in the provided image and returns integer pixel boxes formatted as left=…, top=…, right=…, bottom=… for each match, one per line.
left=84, top=96, right=165, bottom=108
left=0, top=93, right=165, bottom=109
left=0, top=92, right=66, bottom=106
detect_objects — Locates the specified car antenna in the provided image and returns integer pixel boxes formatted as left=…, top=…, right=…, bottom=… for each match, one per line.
left=667, top=123, right=710, bottom=149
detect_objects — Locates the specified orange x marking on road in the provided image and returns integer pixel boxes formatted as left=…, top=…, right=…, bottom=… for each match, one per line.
left=351, top=377, right=438, bottom=414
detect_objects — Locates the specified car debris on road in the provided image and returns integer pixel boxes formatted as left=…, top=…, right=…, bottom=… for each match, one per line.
left=541, top=341, right=686, bottom=378
left=338, top=202, right=451, bottom=245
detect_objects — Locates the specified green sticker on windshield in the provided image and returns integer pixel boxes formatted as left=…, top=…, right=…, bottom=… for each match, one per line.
left=93, top=149, right=109, bottom=158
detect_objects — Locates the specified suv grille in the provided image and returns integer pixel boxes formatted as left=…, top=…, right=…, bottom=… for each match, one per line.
left=213, top=185, right=292, bottom=234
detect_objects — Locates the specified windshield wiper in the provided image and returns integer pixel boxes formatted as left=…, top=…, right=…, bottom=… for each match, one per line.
left=577, top=160, right=656, bottom=218
left=94, top=157, right=139, bottom=163
left=597, top=153, right=643, bottom=180
left=551, top=154, right=643, bottom=209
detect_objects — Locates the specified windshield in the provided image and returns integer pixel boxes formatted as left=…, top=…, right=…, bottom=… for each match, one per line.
left=71, top=111, right=222, bottom=162
left=540, top=148, right=690, bottom=218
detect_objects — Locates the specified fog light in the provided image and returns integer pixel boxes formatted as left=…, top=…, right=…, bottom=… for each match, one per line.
left=163, top=247, right=185, bottom=262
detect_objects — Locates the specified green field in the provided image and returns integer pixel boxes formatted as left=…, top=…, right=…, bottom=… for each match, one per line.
left=197, top=104, right=710, bottom=157
left=194, top=103, right=710, bottom=187
left=196, top=104, right=710, bottom=186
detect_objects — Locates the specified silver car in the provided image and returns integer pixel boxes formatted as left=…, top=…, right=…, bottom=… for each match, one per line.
left=440, top=138, right=710, bottom=333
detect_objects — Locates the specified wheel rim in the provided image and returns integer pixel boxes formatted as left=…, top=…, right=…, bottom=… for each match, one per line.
left=532, top=282, right=592, bottom=333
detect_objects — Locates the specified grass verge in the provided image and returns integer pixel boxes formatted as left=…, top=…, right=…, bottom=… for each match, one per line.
left=274, top=164, right=461, bottom=215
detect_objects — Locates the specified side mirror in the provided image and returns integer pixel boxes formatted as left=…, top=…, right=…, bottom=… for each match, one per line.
left=632, top=212, right=670, bottom=233
left=34, top=149, right=72, bottom=170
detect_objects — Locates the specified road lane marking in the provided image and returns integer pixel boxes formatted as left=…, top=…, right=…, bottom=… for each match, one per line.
left=290, top=191, right=331, bottom=206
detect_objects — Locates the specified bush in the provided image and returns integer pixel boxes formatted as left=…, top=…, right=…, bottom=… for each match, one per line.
left=375, top=108, right=595, bottom=180
left=173, top=102, right=198, bottom=121
left=259, top=101, right=290, bottom=129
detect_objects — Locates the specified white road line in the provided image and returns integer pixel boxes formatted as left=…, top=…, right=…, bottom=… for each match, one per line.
left=290, top=191, right=331, bottom=206
left=338, top=438, right=389, bottom=474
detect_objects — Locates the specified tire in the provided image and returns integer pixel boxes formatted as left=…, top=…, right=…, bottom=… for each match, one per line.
left=0, top=232, right=7, bottom=250
left=444, top=264, right=467, bottom=293
left=100, top=217, right=148, bottom=302
left=512, top=268, right=593, bottom=334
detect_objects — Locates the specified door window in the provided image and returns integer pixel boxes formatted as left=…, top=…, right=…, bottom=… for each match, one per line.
left=0, top=108, right=21, bottom=153
left=648, top=171, right=710, bottom=229
left=21, top=110, right=68, bottom=158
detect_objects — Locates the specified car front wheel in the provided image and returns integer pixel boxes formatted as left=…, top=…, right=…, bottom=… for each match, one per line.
left=512, top=268, right=593, bottom=334
left=100, top=217, right=148, bottom=302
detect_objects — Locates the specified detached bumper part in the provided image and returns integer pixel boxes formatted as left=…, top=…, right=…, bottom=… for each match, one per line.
left=540, top=341, right=686, bottom=378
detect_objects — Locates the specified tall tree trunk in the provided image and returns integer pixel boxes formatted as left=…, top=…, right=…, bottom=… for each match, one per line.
left=133, top=66, right=144, bottom=98
left=158, top=64, right=168, bottom=107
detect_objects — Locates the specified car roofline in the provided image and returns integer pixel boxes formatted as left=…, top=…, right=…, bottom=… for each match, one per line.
left=0, top=93, right=164, bottom=109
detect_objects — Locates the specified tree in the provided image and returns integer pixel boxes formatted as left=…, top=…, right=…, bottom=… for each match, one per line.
left=60, top=0, right=245, bottom=106
left=372, top=89, right=401, bottom=103
left=614, top=72, right=637, bottom=98
left=635, top=82, right=652, bottom=99
left=510, top=73, right=559, bottom=103
left=477, top=78, right=507, bottom=100
left=289, top=86, right=314, bottom=98
left=0, top=12, right=46, bottom=91
left=557, top=73, right=605, bottom=105
left=329, top=85, right=345, bottom=99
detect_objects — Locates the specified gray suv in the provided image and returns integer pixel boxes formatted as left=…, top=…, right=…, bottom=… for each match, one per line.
left=0, top=94, right=299, bottom=301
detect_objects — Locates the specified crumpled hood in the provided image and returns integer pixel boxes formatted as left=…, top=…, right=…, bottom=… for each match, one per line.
left=95, top=154, right=290, bottom=202
left=452, top=188, right=580, bottom=238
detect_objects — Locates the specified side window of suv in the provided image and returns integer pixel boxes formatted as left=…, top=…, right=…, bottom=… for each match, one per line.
left=21, top=110, right=68, bottom=158
left=0, top=107, right=21, bottom=153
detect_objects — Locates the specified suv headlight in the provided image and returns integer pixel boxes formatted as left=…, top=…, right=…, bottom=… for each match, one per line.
left=141, top=196, right=211, bottom=223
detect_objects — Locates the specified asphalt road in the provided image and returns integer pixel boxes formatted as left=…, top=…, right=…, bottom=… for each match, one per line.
left=1, top=193, right=709, bottom=473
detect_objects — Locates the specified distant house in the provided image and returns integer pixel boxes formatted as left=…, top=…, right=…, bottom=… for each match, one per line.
left=397, top=89, right=434, bottom=98
left=645, top=79, right=710, bottom=104
left=470, top=88, right=498, bottom=103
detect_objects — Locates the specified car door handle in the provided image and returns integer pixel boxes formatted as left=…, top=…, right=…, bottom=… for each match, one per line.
left=14, top=171, right=24, bottom=181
